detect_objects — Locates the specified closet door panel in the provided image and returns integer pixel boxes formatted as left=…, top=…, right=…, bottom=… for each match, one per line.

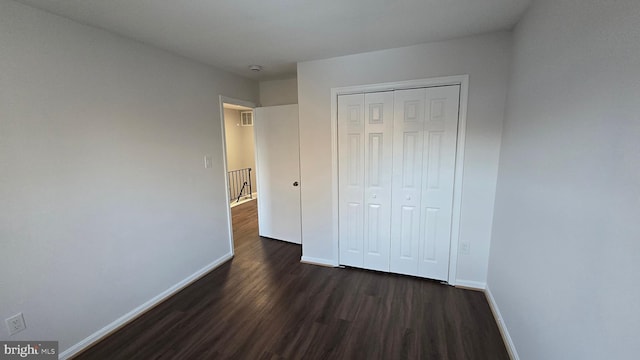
left=338, top=94, right=365, bottom=267
left=418, top=85, right=460, bottom=281
left=363, top=92, right=393, bottom=271
left=390, top=88, right=426, bottom=276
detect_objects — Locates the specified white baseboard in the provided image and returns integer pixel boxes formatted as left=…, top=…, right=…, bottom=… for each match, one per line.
left=485, top=286, right=520, bottom=360
left=59, top=252, right=234, bottom=359
left=454, top=279, right=487, bottom=290
left=300, top=256, right=337, bottom=267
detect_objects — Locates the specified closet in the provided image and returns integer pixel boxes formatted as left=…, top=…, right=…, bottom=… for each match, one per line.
left=338, top=85, right=460, bottom=281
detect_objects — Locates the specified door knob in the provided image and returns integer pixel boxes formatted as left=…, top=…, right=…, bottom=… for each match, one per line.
left=293, top=181, right=299, bottom=187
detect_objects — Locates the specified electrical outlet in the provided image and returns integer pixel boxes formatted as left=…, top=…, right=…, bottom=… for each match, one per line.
left=6, top=313, right=26, bottom=335
left=204, top=155, right=212, bottom=169
left=459, top=242, right=470, bottom=255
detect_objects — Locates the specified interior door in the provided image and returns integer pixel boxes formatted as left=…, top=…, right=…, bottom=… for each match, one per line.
left=389, top=88, right=426, bottom=276
left=416, top=85, right=460, bottom=280
left=338, top=85, right=460, bottom=282
left=338, top=94, right=365, bottom=266
left=338, top=92, right=394, bottom=270
left=389, top=85, right=460, bottom=281
left=254, top=104, right=302, bottom=244
left=362, top=92, right=394, bottom=271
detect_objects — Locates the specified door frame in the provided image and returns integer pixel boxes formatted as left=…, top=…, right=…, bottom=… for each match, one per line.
left=330, top=75, right=469, bottom=285
left=219, top=95, right=257, bottom=256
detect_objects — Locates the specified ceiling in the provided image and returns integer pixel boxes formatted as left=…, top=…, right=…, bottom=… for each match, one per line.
left=16, top=0, right=531, bottom=80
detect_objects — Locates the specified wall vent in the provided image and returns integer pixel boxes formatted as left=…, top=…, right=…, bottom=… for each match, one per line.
left=240, top=111, right=253, bottom=126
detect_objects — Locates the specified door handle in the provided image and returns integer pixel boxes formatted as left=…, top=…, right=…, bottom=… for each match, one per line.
left=293, top=181, right=299, bottom=187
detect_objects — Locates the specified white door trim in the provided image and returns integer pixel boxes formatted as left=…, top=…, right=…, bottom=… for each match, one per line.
left=330, top=75, right=469, bottom=285
left=219, top=95, right=256, bottom=256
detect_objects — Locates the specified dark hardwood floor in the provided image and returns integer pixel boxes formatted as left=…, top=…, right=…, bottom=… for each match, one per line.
left=74, top=200, right=509, bottom=359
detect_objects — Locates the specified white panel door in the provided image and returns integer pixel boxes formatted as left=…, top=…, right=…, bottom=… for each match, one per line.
left=254, top=104, right=301, bottom=244
left=362, top=91, right=394, bottom=271
left=338, top=85, right=460, bottom=282
left=389, top=85, right=460, bottom=281
left=339, top=92, right=394, bottom=270
left=389, top=88, right=426, bottom=276
left=417, top=85, right=460, bottom=280
left=338, top=94, right=365, bottom=267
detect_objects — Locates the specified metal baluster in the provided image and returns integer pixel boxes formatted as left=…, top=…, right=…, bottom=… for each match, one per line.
left=248, top=168, right=252, bottom=199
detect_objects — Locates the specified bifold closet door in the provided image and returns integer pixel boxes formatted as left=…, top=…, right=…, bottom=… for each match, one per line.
left=338, top=92, right=394, bottom=271
left=389, top=88, right=426, bottom=276
left=390, top=85, right=460, bottom=281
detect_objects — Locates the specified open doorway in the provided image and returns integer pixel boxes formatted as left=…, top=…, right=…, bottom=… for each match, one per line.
left=220, top=98, right=259, bottom=254
left=221, top=97, right=303, bottom=257
left=222, top=103, right=257, bottom=207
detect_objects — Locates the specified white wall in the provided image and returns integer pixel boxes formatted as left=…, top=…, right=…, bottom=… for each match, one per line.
left=297, top=32, right=512, bottom=284
left=224, top=108, right=257, bottom=193
left=487, top=0, right=640, bottom=359
left=0, top=0, right=257, bottom=354
left=259, top=78, right=298, bottom=106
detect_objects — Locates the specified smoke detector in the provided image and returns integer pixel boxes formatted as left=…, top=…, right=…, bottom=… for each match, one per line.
left=249, top=65, right=263, bottom=72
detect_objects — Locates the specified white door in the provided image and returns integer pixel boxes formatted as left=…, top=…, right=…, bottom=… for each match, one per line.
left=254, top=104, right=302, bottom=244
left=389, top=88, right=426, bottom=276
left=338, top=92, right=394, bottom=271
left=338, top=94, right=365, bottom=267
left=417, top=85, right=460, bottom=280
left=390, top=85, right=460, bottom=281
left=338, top=85, right=460, bottom=282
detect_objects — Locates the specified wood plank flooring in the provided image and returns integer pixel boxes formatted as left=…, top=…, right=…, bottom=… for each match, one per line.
left=74, top=200, right=509, bottom=359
